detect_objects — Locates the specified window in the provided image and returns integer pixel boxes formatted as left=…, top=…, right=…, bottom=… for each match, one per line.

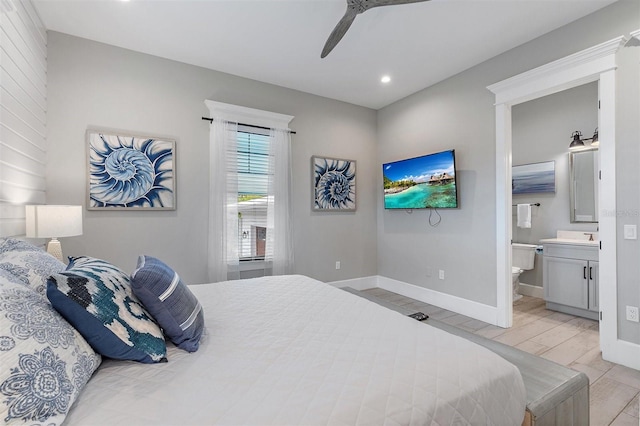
left=237, top=126, right=269, bottom=261
left=206, top=100, right=294, bottom=282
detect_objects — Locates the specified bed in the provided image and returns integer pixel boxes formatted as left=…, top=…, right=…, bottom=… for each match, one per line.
left=0, top=239, right=526, bottom=425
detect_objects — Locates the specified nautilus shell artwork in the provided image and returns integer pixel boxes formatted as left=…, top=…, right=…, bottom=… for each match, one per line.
left=312, top=156, right=356, bottom=211
left=88, top=132, right=175, bottom=209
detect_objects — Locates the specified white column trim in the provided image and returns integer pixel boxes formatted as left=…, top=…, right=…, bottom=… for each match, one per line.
left=495, top=103, right=512, bottom=328
left=597, top=68, right=625, bottom=366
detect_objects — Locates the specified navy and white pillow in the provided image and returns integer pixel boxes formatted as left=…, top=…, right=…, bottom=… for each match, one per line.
left=0, top=238, right=66, bottom=297
left=0, top=270, right=101, bottom=425
left=131, top=255, right=204, bottom=352
left=47, top=256, right=167, bottom=363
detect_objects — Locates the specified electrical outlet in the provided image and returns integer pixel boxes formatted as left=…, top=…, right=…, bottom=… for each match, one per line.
left=335, top=261, right=341, bottom=270
left=624, top=225, right=637, bottom=240
left=439, top=270, right=445, bottom=280
left=626, top=306, right=639, bottom=322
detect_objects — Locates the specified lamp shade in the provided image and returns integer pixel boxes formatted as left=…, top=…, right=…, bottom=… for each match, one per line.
left=569, top=131, right=585, bottom=151
left=25, top=205, right=83, bottom=238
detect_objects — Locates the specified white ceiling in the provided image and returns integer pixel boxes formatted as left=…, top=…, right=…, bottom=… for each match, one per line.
left=33, top=0, right=617, bottom=110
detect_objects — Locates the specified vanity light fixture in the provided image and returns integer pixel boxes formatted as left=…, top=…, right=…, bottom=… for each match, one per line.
left=569, top=131, right=586, bottom=151
left=589, top=128, right=599, bottom=147
left=569, top=128, right=598, bottom=151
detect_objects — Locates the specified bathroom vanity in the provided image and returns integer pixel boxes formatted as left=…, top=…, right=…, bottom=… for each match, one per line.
left=541, top=231, right=599, bottom=320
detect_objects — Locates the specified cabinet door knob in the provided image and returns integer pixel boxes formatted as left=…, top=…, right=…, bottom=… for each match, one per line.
left=584, top=266, right=587, bottom=280
left=589, top=266, right=593, bottom=281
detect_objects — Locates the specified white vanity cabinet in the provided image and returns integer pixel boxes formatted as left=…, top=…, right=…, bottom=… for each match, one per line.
left=542, top=242, right=599, bottom=320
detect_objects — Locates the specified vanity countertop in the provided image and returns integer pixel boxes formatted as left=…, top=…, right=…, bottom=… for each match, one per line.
left=539, top=230, right=599, bottom=247
left=539, top=238, right=599, bottom=247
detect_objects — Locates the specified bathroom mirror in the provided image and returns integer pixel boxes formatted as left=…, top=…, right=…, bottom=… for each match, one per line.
left=569, top=147, right=598, bottom=223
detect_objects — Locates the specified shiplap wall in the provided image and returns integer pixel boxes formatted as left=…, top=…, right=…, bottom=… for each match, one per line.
left=0, top=0, right=47, bottom=237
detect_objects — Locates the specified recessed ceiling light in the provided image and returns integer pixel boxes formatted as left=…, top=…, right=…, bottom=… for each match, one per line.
left=381, top=75, right=391, bottom=84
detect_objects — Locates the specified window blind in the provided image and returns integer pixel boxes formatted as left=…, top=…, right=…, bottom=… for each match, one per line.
left=236, top=127, right=271, bottom=260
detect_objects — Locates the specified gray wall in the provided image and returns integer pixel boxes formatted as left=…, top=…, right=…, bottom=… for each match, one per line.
left=512, top=82, right=599, bottom=287
left=377, top=0, right=640, bottom=347
left=45, top=32, right=378, bottom=285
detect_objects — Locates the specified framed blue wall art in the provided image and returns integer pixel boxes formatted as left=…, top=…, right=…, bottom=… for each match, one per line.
left=512, top=161, right=555, bottom=194
left=87, top=130, right=176, bottom=210
left=312, top=156, right=356, bottom=211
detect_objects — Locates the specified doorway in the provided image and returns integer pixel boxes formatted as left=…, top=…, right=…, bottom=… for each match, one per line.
left=488, top=36, right=625, bottom=364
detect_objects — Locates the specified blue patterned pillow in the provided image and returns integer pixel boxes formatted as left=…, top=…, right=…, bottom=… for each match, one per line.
left=47, top=256, right=167, bottom=363
left=0, top=270, right=101, bottom=425
left=131, top=256, right=204, bottom=352
left=0, top=238, right=66, bottom=297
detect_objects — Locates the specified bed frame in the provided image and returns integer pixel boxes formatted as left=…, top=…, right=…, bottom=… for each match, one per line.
left=343, top=288, right=590, bottom=426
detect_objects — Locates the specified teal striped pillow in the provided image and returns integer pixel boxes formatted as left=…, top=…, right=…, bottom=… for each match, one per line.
left=131, top=256, right=204, bottom=352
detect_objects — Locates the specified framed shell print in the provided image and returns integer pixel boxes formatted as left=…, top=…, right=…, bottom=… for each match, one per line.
left=312, top=156, right=356, bottom=211
left=87, top=130, right=176, bottom=210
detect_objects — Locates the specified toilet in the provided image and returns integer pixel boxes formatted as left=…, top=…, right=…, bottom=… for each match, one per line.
left=512, top=243, right=538, bottom=301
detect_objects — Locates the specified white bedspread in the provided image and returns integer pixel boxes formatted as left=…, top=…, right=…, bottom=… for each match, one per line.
left=64, top=275, right=526, bottom=425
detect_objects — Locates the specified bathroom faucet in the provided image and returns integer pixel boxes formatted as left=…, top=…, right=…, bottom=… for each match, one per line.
left=584, top=232, right=594, bottom=241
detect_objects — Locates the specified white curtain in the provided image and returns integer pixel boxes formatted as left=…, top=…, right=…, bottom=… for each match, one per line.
left=208, top=119, right=239, bottom=282
left=265, top=129, right=294, bottom=275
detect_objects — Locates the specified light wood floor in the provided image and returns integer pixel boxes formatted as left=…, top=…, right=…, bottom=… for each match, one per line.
left=361, top=289, right=640, bottom=426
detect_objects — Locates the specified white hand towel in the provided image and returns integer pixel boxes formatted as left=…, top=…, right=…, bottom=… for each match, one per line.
left=517, top=204, right=531, bottom=228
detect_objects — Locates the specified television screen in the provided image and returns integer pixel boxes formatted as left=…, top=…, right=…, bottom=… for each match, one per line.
left=383, top=149, right=458, bottom=209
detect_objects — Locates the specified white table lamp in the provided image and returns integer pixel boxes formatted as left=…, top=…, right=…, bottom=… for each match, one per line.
left=25, top=205, right=83, bottom=262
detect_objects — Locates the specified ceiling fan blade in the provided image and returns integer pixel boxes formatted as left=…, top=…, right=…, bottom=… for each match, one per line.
left=321, top=6, right=359, bottom=58
left=361, top=0, right=430, bottom=11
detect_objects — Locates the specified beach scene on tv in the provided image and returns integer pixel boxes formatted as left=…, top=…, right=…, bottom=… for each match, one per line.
left=383, top=150, right=458, bottom=209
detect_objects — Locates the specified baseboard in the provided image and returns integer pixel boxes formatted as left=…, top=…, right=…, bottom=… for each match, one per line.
left=376, top=276, right=500, bottom=326
left=603, top=339, right=640, bottom=371
left=327, top=276, right=377, bottom=291
left=518, top=283, right=544, bottom=299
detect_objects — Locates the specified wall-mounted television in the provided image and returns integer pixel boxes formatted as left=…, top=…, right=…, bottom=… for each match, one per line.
left=383, top=149, right=458, bottom=209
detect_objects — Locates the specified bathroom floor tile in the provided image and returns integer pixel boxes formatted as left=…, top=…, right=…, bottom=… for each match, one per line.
left=440, top=314, right=475, bottom=327
left=622, top=394, right=639, bottom=418
left=529, top=323, right=583, bottom=348
left=610, top=412, right=640, bottom=426
left=603, top=365, right=640, bottom=390
left=514, top=340, right=549, bottom=355
left=494, top=318, right=557, bottom=347
left=565, top=316, right=599, bottom=330
left=590, top=377, right=639, bottom=426
left=473, top=325, right=507, bottom=339
left=539, top=330, right=600, bottom=365
left=457, top=318, right=491, bottom=332
left=573, top=347, right=615, bottom=373
left=569, top=362, right=607, bottom=385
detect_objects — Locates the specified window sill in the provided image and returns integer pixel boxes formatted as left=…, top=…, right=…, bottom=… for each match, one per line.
left=238, top=259, right=270, bottom=272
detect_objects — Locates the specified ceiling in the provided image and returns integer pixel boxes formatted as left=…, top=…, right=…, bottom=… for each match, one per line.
left=33, top=0, right=618, bottom=110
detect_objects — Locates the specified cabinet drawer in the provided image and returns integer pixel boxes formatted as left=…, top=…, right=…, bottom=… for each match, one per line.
left=543, top=244, right=598, bottom=261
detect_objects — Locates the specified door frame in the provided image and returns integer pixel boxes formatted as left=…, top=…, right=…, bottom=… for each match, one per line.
left=487, top=36, right=626, bottom=363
